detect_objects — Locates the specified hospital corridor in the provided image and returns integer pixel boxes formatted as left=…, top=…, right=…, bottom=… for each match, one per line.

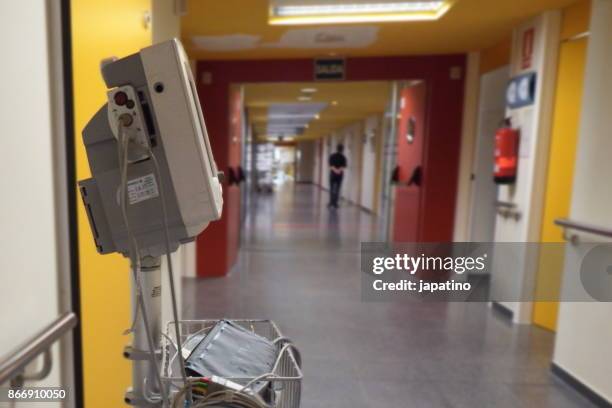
left=184, top=184, right=592, bottom=408
left=1, top=0, right=612, bottom=407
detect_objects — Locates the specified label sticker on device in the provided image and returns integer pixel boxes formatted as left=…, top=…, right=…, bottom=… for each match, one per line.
left=127, top=174, right=159, bottom=205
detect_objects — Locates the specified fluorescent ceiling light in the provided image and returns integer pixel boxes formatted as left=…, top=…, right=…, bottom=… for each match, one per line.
left=268, top=113, right=319, bottom=119
left=270, top=1, right=452, bottom=24
left=268, top=125, right=309, bottom=129
left=297, top=96, right=312, bottom=101
left=301, top=88, right=317, bottom=93
left=267, top=124, right=309, bottom=128
left=267, top=136, right=295, bottom=140
left=276, top=2, right=444, bottom=16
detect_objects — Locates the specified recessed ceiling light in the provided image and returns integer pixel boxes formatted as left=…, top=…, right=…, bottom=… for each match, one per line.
left=315, top=114, right=320, bottom=120
left=298, top=96, right=312, bottom=101
left=301, top=87, right=317, bottom=93
left=269, top=1, right=452, bottom=25
left=331, top=100, right=338, bottom=106
left=267, top=135, right=294, bottom=141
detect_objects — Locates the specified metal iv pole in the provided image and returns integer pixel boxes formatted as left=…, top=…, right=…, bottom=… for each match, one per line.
left=124, top=257, right=163, bottom=407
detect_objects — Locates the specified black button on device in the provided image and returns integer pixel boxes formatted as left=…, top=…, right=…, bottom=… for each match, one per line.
left=114, top=91, right=128, bottom=106
left=126, top=99, right=135, bottom=109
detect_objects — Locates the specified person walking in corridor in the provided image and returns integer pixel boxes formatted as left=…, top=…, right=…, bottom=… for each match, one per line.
left=328, top=144, right=347, bottom=209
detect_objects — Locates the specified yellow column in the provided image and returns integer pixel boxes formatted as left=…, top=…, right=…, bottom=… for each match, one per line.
left=71, top=1, right=151, bottom=405
left=532, top=0, right=590, bottom=331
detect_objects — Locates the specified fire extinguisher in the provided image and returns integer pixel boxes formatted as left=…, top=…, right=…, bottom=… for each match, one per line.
left=494, top=118, right=520, bottom=184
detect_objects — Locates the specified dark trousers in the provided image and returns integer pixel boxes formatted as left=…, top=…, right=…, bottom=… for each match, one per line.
left=329, top=172, right=343, bottom=207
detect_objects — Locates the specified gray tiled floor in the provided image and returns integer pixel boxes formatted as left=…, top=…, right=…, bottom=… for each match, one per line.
left=183, top=184, right=595, bottom=408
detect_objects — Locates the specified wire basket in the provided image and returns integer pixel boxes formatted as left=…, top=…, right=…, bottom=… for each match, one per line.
left=161, top=319, right=302, bottom=408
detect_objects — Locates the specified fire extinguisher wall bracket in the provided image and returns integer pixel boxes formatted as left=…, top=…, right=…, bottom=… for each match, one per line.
left=494, top=120, right=520, bottom=184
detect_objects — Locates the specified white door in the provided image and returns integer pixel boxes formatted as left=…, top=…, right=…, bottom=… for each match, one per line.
left=553, top=0, right=612, bottom=401
left=0, top=1, right=76, bottom=406
left=468, top=66, right=509, bottom=242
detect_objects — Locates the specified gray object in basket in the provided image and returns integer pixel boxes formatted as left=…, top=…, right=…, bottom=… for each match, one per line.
left=163, top=320, right=302, bottom=408
left=185, top=320, right=277, bottom=396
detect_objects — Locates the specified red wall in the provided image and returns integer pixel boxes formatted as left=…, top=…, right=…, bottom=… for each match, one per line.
left=421, top=67, right=465, bottom=241
left=396, top=84, right=427, bottom=182
left=196, top=88, right=242, bottom=277
left=195, top=55, right=466, bottom=276
left=393, top=83, right=427, bottom=242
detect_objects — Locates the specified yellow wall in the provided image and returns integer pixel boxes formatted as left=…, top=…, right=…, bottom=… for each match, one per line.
left=71, top=1, right=151, bottom=405
left=560, top=0, right=591, bottom=40
left=532, top=0, right=590, bottom=331
left=479, top=36, right=512, bottom=74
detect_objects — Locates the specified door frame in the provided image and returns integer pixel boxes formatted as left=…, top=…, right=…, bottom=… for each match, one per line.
left=194, top=54, right=467, bottom=276
left=57, top=0, right=83, bottom=405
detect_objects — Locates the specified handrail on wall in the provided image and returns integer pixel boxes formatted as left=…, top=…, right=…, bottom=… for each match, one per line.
left=494, top=200, right=521, bottom=221
left=494, top=200, right=516, bottom=208
left=554, top=218, right=612, bottom=239
left=0, top=312, right=77, bottom=385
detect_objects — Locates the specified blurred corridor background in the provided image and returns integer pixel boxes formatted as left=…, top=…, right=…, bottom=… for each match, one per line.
left=1, top=0, right=612, bottom=407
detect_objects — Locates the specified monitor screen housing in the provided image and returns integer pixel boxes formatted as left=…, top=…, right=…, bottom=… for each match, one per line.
left=79, top=39, right=223, bottom=257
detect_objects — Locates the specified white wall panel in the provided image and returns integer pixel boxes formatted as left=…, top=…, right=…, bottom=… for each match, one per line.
left=0, top=1, right=66, bottom=404
left=360, top=115, right=381, bottom=211
left=490, top=11, right=560, bottom=323
left=554, top=0, right=612, bottom=402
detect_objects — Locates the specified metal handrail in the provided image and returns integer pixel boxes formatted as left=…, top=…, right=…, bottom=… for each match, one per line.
left=554, top=218, right=612, bottom=239
left=494, top=200, right=516, bottom=208
left=0, top=312, right=77, bottom=385
left=495, top=201, right=521, bottom=221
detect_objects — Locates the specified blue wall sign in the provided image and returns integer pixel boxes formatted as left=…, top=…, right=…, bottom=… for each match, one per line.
left=506, top=72, right=537, bottom=109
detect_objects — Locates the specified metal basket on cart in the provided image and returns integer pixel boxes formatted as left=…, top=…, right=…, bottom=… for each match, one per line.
left=161, top=319, right=302, bottom=408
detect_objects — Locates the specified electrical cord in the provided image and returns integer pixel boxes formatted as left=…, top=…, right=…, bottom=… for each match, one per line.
left=171, top=339, right=300, bottom=408
left=118, top=123, right=168, bottom=406
left=143, top=376, right=163, bottom=405
left=192, top=390, right=269, bottom=408
left=147, top=146, right=191, bottom=402
left=117, top=127, right=141, bottom=340
left=172, top=382, right=268, bottom=408
left=161, top=332, right=180, bottom=378
left=120, top=141, right=141, bottom=339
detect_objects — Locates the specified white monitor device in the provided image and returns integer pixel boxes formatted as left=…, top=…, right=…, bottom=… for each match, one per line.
left=79, top=39, right=223, bottom=257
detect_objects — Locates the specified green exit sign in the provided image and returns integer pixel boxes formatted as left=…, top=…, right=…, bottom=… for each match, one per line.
left=314, top=58, right=345, bottom=81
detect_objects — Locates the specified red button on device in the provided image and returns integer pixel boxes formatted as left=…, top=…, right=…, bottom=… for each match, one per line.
left=114, top=91, right=128, bottom=106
